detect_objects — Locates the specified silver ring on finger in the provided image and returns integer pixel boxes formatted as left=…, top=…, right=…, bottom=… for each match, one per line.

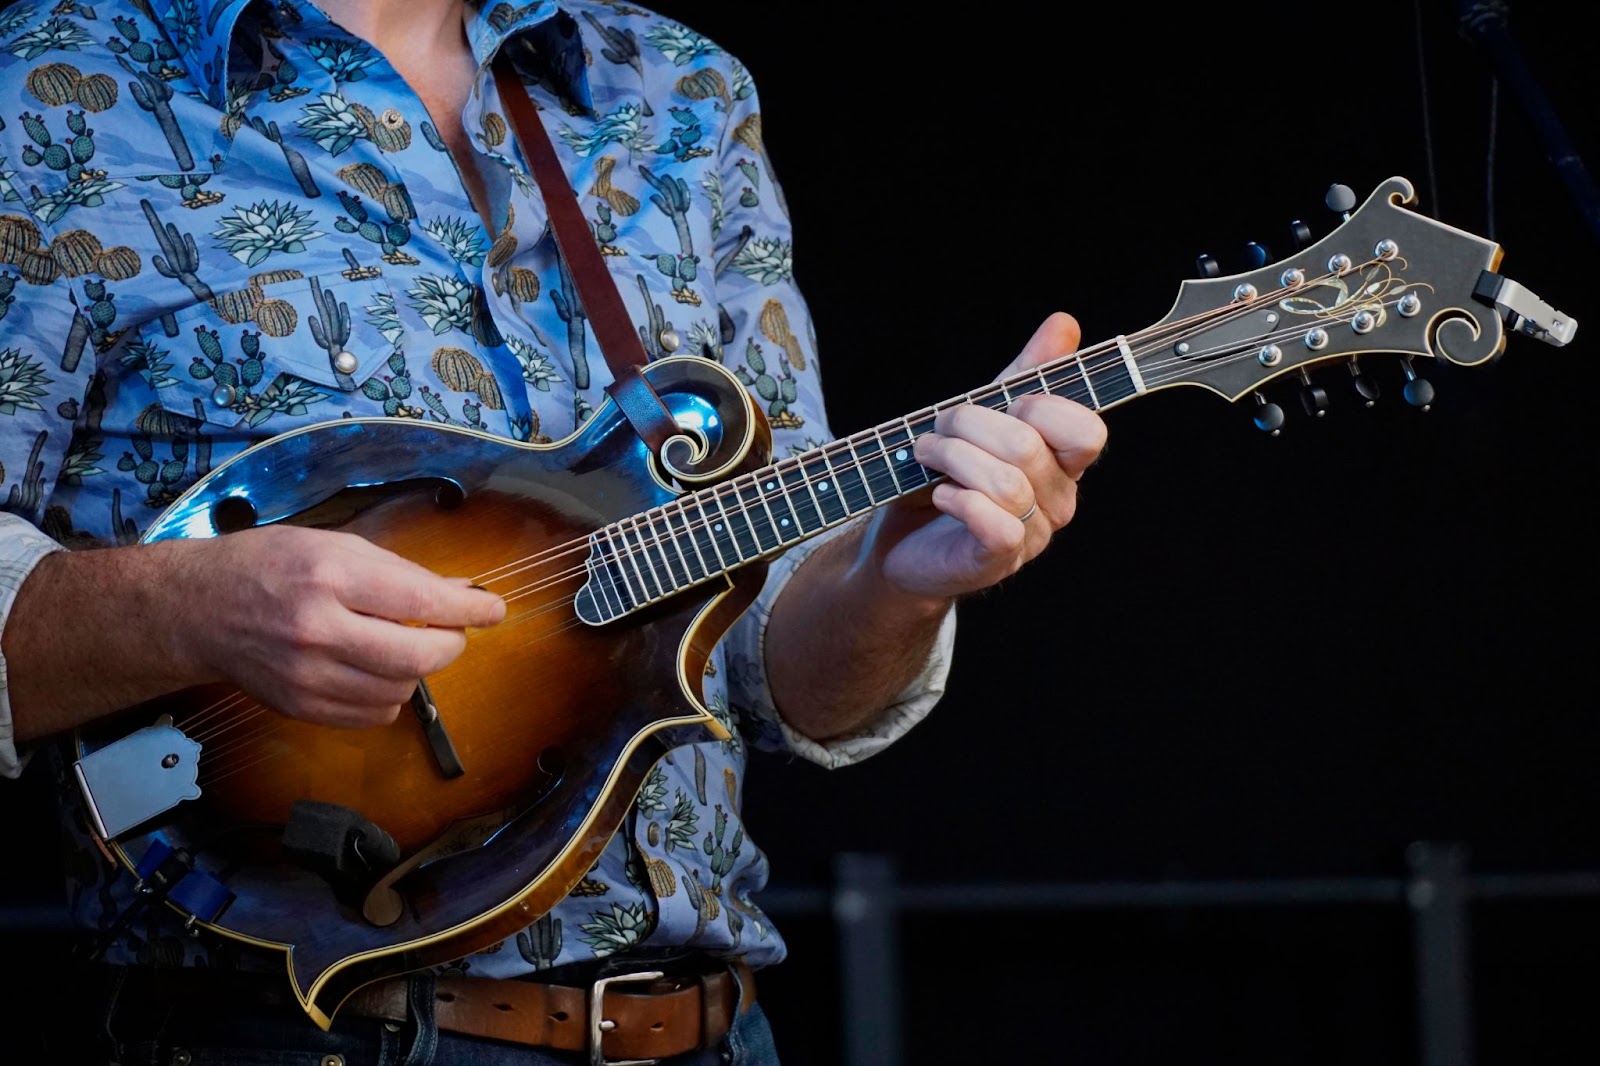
left=1017, top=500, right=1039, bottom=523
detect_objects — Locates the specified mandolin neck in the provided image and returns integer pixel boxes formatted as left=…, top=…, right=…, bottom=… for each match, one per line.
left=576, top=342, right=1147, bottom=623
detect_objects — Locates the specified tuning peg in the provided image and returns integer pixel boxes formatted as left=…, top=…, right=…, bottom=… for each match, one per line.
left=1252, top=391, right=1285, bottom=435
left=1400, top=356, right=1435, bottom=410
left=1325, top=183, right=1357, bottom=221
left=1244, top=241, right=1273, bottom=269
left=1348, top=358, right=1381, bottom=407
left=1196, top=254, right=1221, bottom=279
left=1298, top=368, right=1330, bottom=417
left=1288, top=219, right=1313, bottom=251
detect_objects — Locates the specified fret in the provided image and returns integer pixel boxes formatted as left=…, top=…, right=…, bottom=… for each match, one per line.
left=605, top=526, right=650, bottom=608
left=779, top=461, right=826, bottom=534
left=871, top=427, right=905, bottom=495
left=644, top=511, right=691, bottom=591
left=711, top=486, right=761, bottom=559
left=801, top=452, right=849, bottom=525
left=737, top=478, right=783, bottom=554
left=668, top=501, right=710, bottom=583
left=750, top=471, right=802, bottom=544
left=621, top=517, right=666, bottom=601
left=878, top=419, right=931, bottom=495
left=967, top=387, right=1010, bottom=411
left=844, top=436, right=893, bottom=507
left=589, top=533, right=632, bottom=615
left=825, top=435, right=876, bottom=512
left=1038, top=363, right=1092, bottom=407
left=1081, top=348, right=1137, bottom=408
left=685, top=495, right=734, bottom=572
left=822, top=445, right=874, bottom=514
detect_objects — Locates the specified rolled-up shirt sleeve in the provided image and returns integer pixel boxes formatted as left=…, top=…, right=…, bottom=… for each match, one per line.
left=0, top=513, right=67, bottom=778
left=710, top=57, right=956, bottom=768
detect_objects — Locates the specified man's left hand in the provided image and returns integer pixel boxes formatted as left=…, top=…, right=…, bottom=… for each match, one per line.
left=865, top=311, right=1108, bottom=604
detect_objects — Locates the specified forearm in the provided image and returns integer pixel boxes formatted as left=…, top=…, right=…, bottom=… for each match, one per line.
left=3, top=541, right=204, bottom=743
left=764, top=517, right=953, bottom=742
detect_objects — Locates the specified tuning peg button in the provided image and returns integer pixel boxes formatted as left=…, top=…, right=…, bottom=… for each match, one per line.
left=1253, top=391, right=1285, bottom=435
left=1196, top=254, right=1221, bottom=279
left=1244, top=241, right=1273, bottom=269
left=1401, top=357, right=1434, bottom=410
left=1298, top=369, right=1329, bottom=417
left=1348, top=359, right=1380, bottom=407
left=1288, top=220, right=1313, bottom=250
left=1326, top=183, right=1358, bottom=219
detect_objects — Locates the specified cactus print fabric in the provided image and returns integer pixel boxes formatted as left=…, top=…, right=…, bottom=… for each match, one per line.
left=0, top=0, right=954, bottom=975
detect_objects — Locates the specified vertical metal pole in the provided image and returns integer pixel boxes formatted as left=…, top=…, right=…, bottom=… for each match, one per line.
left=1407, top=841, right=1475, bottom=1066
left=833, top=852, right=904, bottom=1066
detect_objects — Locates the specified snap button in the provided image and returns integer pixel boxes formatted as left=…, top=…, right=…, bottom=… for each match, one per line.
left=170, top=1051, right=192, bottom=1066
left=658, top=327, right=681, bottom=352
left=210, top=384, right=235, bottom=407
left=332, top=350, right=359, bottom=375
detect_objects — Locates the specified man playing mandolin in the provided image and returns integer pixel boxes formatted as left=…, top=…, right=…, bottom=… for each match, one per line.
left=0, top=1, right=1105, bottom=1062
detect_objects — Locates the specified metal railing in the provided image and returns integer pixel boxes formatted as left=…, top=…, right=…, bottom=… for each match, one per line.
left=756, top=843, right=1600, bottom=1066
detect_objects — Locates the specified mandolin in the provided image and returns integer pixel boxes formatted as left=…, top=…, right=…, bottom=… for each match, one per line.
left=71, top=176, right=1576, bottom=1027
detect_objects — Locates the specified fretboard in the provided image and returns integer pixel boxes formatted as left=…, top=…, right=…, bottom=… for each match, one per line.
left=576, top=345, right=1141, bottom=624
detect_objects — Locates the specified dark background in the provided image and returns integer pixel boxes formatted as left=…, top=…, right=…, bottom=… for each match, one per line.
left=642, top=1, right=1599, bottom=1064
left=4, top=1, right=1596, bottom=1064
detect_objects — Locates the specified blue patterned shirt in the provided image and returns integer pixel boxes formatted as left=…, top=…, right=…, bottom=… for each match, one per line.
left=0, top=0, right=955, bottom=974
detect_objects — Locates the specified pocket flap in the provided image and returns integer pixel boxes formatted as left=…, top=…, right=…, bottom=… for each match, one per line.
left=139, top=272, right=398, bottom=429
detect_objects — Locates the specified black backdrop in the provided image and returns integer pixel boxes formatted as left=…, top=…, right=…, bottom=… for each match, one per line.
left=639, top=1, right=1600, bottom=1064
left=3, top=1, right=1595, bottom=1064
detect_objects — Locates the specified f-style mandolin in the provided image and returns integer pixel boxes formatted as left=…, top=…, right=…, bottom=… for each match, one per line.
left=71, top=177, right=1577, bottom=1027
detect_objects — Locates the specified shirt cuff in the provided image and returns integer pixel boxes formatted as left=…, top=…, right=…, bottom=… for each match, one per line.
left=0, top=514, right=67, bottom=779
left=723, top=518, right=958, bottom=770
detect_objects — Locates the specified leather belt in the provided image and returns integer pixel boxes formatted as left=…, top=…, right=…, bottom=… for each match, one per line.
left=343, top=961, right=752, bottom=1065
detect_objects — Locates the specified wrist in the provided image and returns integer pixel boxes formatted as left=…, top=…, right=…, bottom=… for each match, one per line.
left=846, top=512, right=955, bottom=620
left=133, top=539, right=226, bottom=689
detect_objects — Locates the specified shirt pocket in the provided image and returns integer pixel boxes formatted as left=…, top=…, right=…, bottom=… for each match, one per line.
left=136, top=272, right=405, bottom=432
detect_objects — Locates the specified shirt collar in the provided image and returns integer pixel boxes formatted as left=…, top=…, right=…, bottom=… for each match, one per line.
left=167, top=0, right=590, bottom=111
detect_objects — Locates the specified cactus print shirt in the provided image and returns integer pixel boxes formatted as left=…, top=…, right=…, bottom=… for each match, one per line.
left=0, top=0, right=956, bottom=976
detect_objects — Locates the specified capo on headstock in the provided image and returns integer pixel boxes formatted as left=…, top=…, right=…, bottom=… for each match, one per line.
left=1473, top=271, right=1579, bottom=347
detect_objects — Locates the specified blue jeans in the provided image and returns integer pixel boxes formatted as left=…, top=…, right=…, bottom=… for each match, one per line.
left=95, top=968, right=782, bottom=1066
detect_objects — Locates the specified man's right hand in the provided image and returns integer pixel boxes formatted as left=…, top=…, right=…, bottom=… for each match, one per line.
left=3, top=525, right=507, bottom=743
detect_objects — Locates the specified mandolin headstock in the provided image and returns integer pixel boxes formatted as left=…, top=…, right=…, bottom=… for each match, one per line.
left=1135, top=177, right=1577, bottom=430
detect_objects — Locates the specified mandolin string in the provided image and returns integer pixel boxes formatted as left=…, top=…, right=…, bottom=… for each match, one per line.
left=184, top=265, right=1401, bottom=755
left=184, top=265, right=1403, bottom=752
left=480, top=268, right=1400, bottom=608
left=462, top=266, right=1358, bottom=592
left=469, top=262, right=1385, bottom=601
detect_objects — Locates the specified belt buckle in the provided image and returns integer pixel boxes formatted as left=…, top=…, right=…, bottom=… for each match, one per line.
left=589, top=969, right=666, bottom=1066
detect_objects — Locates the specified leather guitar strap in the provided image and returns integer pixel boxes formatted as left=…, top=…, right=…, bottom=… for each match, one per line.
left=492, top=55, right=680, bottom=454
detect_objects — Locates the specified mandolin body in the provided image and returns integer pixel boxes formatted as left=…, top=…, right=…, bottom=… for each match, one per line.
left=73, top=355, right=771, bottom=1026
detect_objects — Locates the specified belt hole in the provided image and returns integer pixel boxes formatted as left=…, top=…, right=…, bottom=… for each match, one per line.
left=651, top=1022, right=664, bottom=1031
left=550, top=1011, right=569, bottom=1022
left=494, top=1003, right=512, bottom=1012
left=437, top=992, right=456, bottom=1003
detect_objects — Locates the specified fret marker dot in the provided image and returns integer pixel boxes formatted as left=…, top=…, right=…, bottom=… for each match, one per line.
left=819, top=481, right=830, bottom=492
left=780, top=518, right=790, bottom=527
left=714, top=523, right=724, bottom=532
left=894, top=449, right=908, bottom=462
left=765, top=481, right=776, bottom=491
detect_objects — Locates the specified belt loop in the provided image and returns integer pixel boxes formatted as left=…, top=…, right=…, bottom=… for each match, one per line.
left=398, top=971, right=439, bottom=1066
left=732, top=959, right=756, bottom=1015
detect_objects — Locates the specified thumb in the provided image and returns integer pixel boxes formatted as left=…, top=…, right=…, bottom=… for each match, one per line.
left=996, top=311, right=1082, bottom=380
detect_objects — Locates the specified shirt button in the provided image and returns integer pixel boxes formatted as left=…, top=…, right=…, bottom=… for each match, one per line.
left=658, top=328, right=681, bottom=352
left=332, top=350, right=359, bottom=375
left=210, top=384, right=235, bottom=407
